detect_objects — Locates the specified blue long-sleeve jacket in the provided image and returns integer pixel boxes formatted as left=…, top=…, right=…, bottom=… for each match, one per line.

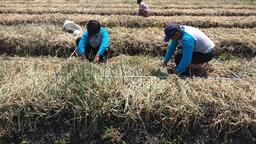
left=164, top=31, right=196, bottom=74
left=77, top=27, right=109, bottom=56
left=164, top=40, right=178, bottom=63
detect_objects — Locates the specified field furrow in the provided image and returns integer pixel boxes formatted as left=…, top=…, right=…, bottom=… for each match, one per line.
left=0, top=14, right=255, bottom=29
left=0, top=7, right=256, bottom=16
left=1, top=3, right=256, bottom=10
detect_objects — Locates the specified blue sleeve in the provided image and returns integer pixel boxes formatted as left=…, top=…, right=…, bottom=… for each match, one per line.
left=176, top=35, right=196, bottom=74
left=77, top=32, right=88, bottom=55
left=164, top=40, right=178, bottom=63
left=97, top=28, right=110, bottom=56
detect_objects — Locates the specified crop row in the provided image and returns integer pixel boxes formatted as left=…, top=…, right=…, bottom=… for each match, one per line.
left=0, top=14, right=255, bottom=29
left=0, top=25, right=255, bottom=57
left=1, top=0, right=256, bottom=6
left=0, top=54, right=255, bottom=143
left=0, top=7, right=256, bottom=16
left=1, top=3, right=256, bottom=10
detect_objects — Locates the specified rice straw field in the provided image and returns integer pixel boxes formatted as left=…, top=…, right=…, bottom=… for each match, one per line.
left=0, top=0, right=256, bottom=143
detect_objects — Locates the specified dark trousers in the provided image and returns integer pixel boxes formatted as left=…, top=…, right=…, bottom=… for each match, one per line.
left=175, top=51, right=214, bottom=66
left=76, top=37, right=109, bottom=62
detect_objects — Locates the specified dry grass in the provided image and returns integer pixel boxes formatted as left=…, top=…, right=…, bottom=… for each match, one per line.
left=1, top=0, right=256, bottom=5
left=0, top=55, right=255, bottom=143
left=0, top=25, right=256, bottom=57
left=1, top=3, right=256, bottom=10
left=0, top=6, right=256, bottom=16
left=0, top=0, right=256, bottom=143
left=0, top=14, right=256, bottom=29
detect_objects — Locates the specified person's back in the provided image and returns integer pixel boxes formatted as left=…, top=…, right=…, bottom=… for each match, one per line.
left=181, top=26, right=214, bottom=53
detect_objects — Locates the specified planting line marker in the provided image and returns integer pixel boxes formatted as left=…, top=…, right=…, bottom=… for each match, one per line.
left=67, top=47, right=77, bottom=61
left=229, top=71, right=241, bottom=80
left=97, top=75, right=242, bottom=81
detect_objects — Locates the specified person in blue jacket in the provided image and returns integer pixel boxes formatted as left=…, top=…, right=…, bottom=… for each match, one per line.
left=76, top=20, right=110, bottom=63
left=161, top=23, right=215, bottom=75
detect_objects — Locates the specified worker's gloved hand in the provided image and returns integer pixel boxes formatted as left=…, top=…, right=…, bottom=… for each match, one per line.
left=160, top=61, right=168, bottom=67
left=94, top=54, right=100, bottom=63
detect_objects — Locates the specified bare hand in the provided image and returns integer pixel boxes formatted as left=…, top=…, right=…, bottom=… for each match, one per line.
left=162, top=41, right=168, bottom=47
left=81, top=54, right=88, bottom=62
left=160, top=61, right=167, bottom=67
left=94, top=54, right=100, bottom=63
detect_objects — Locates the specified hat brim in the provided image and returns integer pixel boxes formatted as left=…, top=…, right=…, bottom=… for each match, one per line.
left=164, top=36, right=170, bottom=42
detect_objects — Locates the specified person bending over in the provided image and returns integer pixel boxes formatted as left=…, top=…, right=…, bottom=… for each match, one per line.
left=161, top=23, right=215, bottom=76
left=76, top=20, right=110, bottom=63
